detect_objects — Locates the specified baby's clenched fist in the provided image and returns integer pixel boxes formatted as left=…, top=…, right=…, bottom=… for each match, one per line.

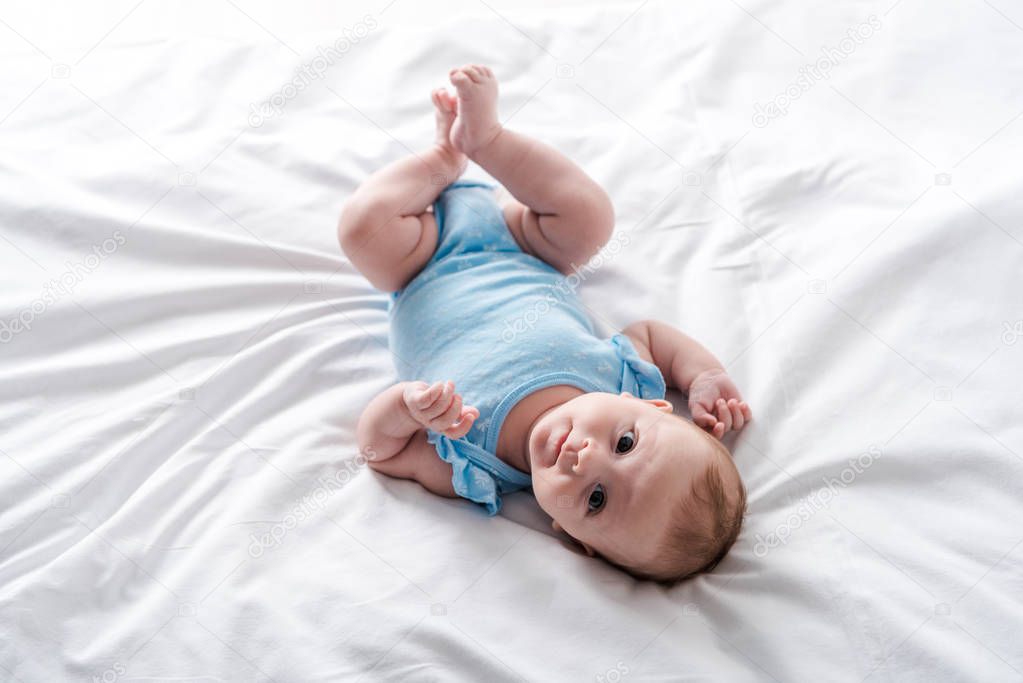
left=403, top=380, right=479, bottom=439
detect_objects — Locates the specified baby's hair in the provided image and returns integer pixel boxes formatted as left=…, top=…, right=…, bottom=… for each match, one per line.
left=617, top=420, right=747, bottom=585
left=666, top=452, right=747, bottom=582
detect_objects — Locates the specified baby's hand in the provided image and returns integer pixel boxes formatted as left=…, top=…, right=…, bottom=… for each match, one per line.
left=688, top=368, right=752, bottom=439
left=402, top=380, right=479, bottom=439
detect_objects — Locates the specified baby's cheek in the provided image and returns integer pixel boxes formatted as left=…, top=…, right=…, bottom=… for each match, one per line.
left=530, top=479, right=548, bottom=503
left=530, top=480, right=558, bottom=514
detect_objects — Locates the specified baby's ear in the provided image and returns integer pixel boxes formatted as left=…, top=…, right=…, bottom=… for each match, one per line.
left=647, top=398, right=674, bottom=413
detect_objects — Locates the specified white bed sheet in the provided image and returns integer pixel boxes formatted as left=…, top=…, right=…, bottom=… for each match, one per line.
left=2, top=0, right=1022, bottom=680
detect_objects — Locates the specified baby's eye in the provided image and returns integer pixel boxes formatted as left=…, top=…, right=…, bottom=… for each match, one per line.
left=587, top=484, right=606, bottom=513
left=615, top=430, right=636, bottom=454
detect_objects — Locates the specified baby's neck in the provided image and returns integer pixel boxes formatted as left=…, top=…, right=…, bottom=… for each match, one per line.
left=495, top=385, right=585, bottom=475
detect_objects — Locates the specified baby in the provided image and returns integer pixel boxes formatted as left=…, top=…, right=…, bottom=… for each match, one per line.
left=340, top=65, right=752, bottom=583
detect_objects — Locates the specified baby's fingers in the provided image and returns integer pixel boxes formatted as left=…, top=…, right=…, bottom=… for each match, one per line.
left=691, top=403, right=716, bottom=430
left=693, top=413, right=717, bottom=431
left=727, top=399, right=744, bottom=430
left=423, top=380, right=455, bottom=419
left=431, top=391, right=463, bottom=431
left=716, top=399, right=733, bottom=432
left=443, top=406, right=479, bottom=439
left=691, top=405, right=725, bottom=440
left=415, top=380, right=445, bottom=410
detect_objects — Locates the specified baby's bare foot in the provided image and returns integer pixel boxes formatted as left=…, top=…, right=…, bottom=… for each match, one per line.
left=431, top=88, right=468, bottom=177
left=448, top=64, right=502, bottom=157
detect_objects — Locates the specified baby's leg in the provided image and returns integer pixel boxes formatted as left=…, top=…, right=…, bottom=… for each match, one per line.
left=448, top=65, right=614, bottom=275
left=338, top=90, right=467, bottom=293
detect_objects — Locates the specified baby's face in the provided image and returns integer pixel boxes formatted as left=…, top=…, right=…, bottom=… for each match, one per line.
left=527, top=392, right=719, bottom=567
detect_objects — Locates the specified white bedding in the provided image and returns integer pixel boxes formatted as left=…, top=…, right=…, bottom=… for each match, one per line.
left=2, top=1, right=1022, bottom=680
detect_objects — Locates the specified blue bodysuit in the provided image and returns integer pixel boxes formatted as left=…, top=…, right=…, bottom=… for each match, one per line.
left=387, top=181, right=666, bottom=514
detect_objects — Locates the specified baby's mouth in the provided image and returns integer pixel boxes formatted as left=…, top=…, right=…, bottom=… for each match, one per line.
left=551, top=431, right=569, bottom=467
left=536, top=430, right=567, bottom=469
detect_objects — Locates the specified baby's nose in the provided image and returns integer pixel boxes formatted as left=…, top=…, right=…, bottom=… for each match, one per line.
left=570, top=439, right=592, bottom=472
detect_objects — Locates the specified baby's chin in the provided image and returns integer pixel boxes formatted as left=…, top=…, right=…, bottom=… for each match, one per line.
left=526, top=432, right=548, bottom=472
left=526, top=411, right=554, bottom=468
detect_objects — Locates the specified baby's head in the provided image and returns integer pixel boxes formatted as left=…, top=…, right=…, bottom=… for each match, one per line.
left=527, top=391, right=746, bottom=583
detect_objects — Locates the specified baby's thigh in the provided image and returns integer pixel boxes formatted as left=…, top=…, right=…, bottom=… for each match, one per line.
left=340, top=209, right=438, bottom=293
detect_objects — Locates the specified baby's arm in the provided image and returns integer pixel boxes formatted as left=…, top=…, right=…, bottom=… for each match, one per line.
left=624, top=320, right=752, bottom=438
left=357, top=381, right=476, bottom=498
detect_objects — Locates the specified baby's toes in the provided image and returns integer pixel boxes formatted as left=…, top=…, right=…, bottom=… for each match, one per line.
left=438, top=89, right=457, bottom=112
left=450, top=68, right=472, bottom=87
left=471, top=65, right=495, bottom=84
left=432, top=88, right=454, bottom=112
